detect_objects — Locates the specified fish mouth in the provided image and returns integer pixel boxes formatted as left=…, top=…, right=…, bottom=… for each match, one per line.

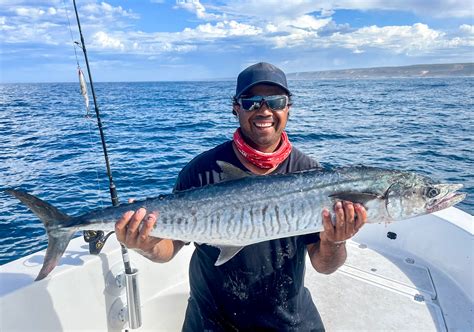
left=426, top=184, right=466, bottom=213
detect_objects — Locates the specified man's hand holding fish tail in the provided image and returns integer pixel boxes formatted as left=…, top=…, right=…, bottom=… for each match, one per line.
left=309, top=201, right=367, bottom=274
left=115, top=208, right=184, bottom=263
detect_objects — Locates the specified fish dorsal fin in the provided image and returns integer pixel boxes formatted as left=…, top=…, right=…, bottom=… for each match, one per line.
left=216, top=161, right=251, bottom=182
left=329, top=192, right=381, bottom=205
left=214, top=245, right=245, bottom=266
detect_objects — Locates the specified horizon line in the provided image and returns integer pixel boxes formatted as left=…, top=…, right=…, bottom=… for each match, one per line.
left=1, top=62, right=472, bottom=84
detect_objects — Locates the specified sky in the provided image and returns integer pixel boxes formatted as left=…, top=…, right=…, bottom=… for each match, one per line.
left=0, top=0, right=473, bottom=83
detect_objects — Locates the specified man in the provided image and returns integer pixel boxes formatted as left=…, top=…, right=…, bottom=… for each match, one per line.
left=115, top=62, right=367, bottom=331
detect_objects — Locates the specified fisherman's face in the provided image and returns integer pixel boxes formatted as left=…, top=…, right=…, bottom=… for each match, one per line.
left=234, top=84, right=290, bottom=153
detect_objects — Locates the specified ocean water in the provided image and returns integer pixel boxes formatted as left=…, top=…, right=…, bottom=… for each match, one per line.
left=0, top=78, right=472, bottom=265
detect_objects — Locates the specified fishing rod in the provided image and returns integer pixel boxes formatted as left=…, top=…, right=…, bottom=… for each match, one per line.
left=71, top=0, right=141, bottom=328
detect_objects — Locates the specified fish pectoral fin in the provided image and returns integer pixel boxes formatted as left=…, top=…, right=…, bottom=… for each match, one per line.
left=214, top=245, right=245, bottom=266
left=216, top=161, right=251, bottom=182
left=329, top=191, right=380, bottom=205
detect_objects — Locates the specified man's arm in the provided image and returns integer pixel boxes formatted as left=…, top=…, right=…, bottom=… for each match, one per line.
left=115, top=208, right=185, bottom=263
left=307, top=201, right=366, bottom=274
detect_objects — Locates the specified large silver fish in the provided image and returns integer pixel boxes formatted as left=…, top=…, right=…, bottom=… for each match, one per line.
left=5, top=162, right=466, bottom=281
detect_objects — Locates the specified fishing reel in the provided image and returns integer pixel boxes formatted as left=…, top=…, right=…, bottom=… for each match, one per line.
left=83, top=230, right=115, bottom=254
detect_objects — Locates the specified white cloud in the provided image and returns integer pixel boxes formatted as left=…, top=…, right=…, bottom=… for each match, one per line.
left=282, top=15, right=332, bottom=31
left=3, top=1, right=471, bottom=55
left=82, top=2, right=137, bottom=18
left=108, top=20, right=259, bottom=55
left=175, top=0, right=224, bottom=20
left=86, top=29, right=199, bottom=55
left=1, top=0, right=472, bottom=82
left=47, top=7, right=57, bottom=15
left=320, top=8, right=335, bottom=17
left=219, top=1, right=322, bottom=19
left=92, top=31, right=125, bottom=51
left=459, top=24, right=474, bottom=34
left=0, top=8, right=65, bottom=44
left=183, top=20, right=262, bottom=38
left=0, top=1, right=139, bottom=47
left=218, top=0, right=473, bottom=19
left=261, top=21, right=473, bottom=58
left=317, top=23, right=474, bottom=55
left=0, top=0, right=62, bottom=5
left=15, top=7, right=46, bottom=17
left=346, top=0, right=472, bottom=18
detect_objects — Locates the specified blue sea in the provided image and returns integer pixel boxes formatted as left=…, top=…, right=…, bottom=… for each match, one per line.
left=1, top=78, right=473, bottom=265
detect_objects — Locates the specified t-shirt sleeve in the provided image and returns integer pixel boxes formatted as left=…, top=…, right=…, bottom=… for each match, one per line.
left=173, top=141, right=241, bottom=194
left=172, top=154, right=210, bottom=193
left=285, top=147, right=321, bottom=173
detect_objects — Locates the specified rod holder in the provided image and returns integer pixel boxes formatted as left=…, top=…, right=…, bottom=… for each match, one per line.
left=125, top=268, right=142, bottom=329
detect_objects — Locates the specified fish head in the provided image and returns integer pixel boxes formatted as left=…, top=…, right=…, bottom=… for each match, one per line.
left=330, top=168, right=466, bottom=223
left=383, top=172, right=466, bottom=220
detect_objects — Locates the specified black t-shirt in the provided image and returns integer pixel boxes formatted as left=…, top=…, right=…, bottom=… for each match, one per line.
left=175, top=140, right=325, bottom=332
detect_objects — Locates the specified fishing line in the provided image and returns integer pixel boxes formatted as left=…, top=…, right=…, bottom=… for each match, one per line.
left=62, top=0, right=104, bottom=209
left=63, top=0, right=91, bottom=118
left=86, top=121, right=105, bottom=210
left=62, top=0, right=80, bottom=68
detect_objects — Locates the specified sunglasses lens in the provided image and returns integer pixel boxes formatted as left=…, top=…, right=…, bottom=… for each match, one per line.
left=240, top=98, right=259, bottom=111
left=265, top=96, right=288, bottom=110
left=239, top=95, right=288, bottom=111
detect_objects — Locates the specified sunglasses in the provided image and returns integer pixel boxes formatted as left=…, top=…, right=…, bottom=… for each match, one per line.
left=238, top=95, right=289, bottom=112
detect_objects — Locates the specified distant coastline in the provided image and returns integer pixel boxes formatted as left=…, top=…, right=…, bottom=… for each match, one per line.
left=2, top=63, right=473, bottom=84
left=287, top=63, right=474, bottom=79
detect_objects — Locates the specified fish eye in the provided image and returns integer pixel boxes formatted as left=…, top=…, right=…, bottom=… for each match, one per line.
left=426, top=187, right=440, bottom=198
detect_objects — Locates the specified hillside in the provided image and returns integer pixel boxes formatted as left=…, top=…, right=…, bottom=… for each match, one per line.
left=287, top=63, right=474, bottom=79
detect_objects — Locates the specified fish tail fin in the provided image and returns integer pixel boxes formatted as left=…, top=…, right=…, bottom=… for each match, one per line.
left=5, top=189, right=76, bottom=281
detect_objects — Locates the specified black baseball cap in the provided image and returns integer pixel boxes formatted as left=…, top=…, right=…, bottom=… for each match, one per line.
left=235, top=62, right=290, bottom=99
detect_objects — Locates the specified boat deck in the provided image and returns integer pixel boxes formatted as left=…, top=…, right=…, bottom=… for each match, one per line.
left=137, top=240, right=473, bottom=331
left=307, top=241, right=469, bottom=331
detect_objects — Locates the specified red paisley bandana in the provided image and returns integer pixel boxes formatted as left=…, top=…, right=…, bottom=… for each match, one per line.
left=233, top=128, right=292, bottom=169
